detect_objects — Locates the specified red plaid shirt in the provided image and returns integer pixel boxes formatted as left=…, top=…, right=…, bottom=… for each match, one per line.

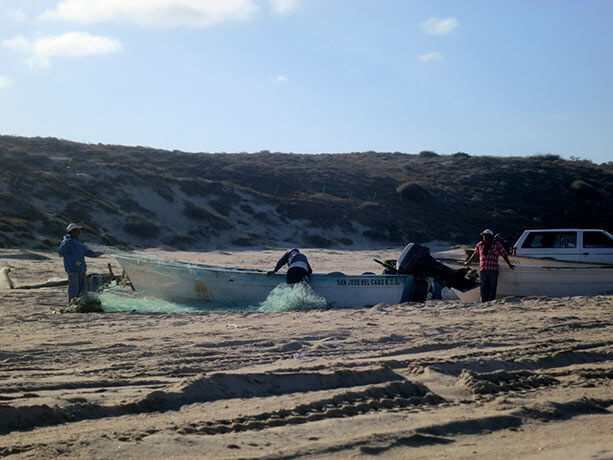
left=475, top=240, right=507, bottom=271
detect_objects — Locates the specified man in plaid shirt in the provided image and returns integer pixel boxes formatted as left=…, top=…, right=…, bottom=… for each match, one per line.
left=465, top=229, right=515, bottom=302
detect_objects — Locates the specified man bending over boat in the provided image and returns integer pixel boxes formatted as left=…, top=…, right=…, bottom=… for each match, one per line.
left=268, top=249, right=313, bottom=284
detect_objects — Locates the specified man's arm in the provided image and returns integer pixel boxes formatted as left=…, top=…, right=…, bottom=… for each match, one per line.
left=502, top=253, right=515, bottom=270
left=268, top=252, right=289, bottom=275
left=496, top=242, right=514, bottom=269
left=464, top=247, right=478, bottom=267
left=83, top=244, right=101, bottom=258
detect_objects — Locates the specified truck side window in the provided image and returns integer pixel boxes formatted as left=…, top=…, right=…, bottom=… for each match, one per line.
left=522, top=232, right=546, bottom=248
left=521, top=232, right=545, bottom=248
left=553, top=233, right=576, bottom=248
left=584, top=231, right=613, bottom=248
left=522, top=232, right=576, bottom=248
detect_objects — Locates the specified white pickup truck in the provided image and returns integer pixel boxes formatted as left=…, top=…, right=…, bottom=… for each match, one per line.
left=512, top=229, right=613, bottom=264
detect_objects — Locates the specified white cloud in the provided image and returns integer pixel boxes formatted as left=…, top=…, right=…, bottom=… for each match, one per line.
left=0, top=75, right=10, bottom=89
left=553, top=113, right=568, bottom=121
left=270, top=75, right=288, bottom=83
left=422, top=17, right=458, bottom=35
left=417, top=51, right=443, bottom=63
left=41, top=0, right=259, bottom=28
left=3, top=36, right=31, bottom=53
left=11, top=8, right=28, bottom=23
left=269, top=0, right=300, bottom=14
left=3, top=32, right=122, bottom=67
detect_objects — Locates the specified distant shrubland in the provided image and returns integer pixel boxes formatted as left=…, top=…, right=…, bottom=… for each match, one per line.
left=0, top=135, right=611, bottom=250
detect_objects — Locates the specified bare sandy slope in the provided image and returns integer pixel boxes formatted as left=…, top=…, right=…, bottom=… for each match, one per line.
left=0, top=248, right=612, bottom=459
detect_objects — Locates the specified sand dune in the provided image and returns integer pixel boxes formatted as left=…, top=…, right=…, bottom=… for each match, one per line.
left=0, top=248, right=612, bottom=459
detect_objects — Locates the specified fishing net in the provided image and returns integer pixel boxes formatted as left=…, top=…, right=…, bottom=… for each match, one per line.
left=258, top=282, right=327, bottom=312
left=64, top=293, right=103, bottom=313
left=99, top=286, right=202, bottom=313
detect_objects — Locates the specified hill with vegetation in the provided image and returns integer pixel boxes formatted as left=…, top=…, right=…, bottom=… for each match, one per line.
left=1, top=135, right=611, bottom=250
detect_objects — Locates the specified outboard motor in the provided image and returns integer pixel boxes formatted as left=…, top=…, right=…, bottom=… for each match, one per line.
left=395, top=243, right=478, bottom=300
left=396, top=243, right=432, bottom=274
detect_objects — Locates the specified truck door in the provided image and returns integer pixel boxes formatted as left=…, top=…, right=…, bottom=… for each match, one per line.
left=580, top=230, right=613, bottom=264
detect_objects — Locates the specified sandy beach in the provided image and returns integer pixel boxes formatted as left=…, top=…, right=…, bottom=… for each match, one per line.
left=1, top=248, right=612, bottom=459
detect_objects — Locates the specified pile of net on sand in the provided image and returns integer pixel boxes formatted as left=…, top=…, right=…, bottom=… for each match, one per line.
left=99, top=286, right=201, bottom=313
left=63, top=293, right=103, bottom=313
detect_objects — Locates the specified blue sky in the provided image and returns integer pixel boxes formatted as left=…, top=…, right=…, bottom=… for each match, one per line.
left=0, top=0, right=611, bottom=163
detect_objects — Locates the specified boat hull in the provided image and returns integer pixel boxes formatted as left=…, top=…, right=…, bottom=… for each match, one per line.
left=114, top=255, right=414, bottom=308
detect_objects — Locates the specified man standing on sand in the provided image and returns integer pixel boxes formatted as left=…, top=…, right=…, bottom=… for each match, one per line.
left=58, top=223, right=101, bottom=304
left=465, top=229, right=515, bottom=302
left=268, top=248, right=313, bottom=284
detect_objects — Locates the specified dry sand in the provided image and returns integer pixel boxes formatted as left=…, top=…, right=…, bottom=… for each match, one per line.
left=0, top=248, right=612, bottom=459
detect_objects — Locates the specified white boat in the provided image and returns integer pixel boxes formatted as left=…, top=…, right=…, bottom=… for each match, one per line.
left=114, top=254, right=415, bottom=308
left=454, top=264, right=613, bottom=301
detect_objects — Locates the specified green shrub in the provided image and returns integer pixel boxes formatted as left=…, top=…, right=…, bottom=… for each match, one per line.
left=530, top=153, right=561, bottom=161
left=362, top=229, right=386, bottom=241
left=231, top=237, right=255, bottom=247
left=40, top=237, right=59, bottom=248
left=0, top=217, right=29, bottom=232
left=62, top=201, right=92, bottom=223
left=253, top=211, right=274, bottom=224
left=209, top=197, right=233, bottom=216
left=396, top=182, right=431, bottom=201
left=19, top=249, right=50, bottom=260
left=183, top=201, right=209, bottom=221
left=116, top=196, right=155, bottom=217
left=570, top=180, right=604, bottom=200
left=240, top=204, right=254, bottom=214
left=155, top=186, right=175, bottom=203
left=0, top=234, right=17, bottom=248
left=182, top=202, right=231, bottom=230
left=0, top=192, right=45, bottom=220
left=123, top=217, right=160, bottom=239
left=166, top=233, right=198, bottom=250
left=179, top=180, right=218, bottom=197
left=304, top=234, right=333, bottom=248
left=38, top=216, right=68, bottom=236
left=101, top=234, right=128, bottom=249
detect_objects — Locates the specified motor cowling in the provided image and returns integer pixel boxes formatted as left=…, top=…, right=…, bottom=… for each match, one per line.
left=395, top=243, right=432, bottom=274
left=395, top=243, right=478, bottom=292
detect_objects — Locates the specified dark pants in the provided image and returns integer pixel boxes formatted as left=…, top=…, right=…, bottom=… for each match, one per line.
left=479, top=270, right=499, bottom=302
left=286, top=267, right=309, bottom=284
left=68, top=271, right=88, bottom=304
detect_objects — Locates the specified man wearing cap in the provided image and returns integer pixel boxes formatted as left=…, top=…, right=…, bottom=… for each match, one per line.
left=465, top=229, right=515, bottom=302
left=267, top=248, right=313, bottom=284
left=58, top=223, right=101, bottom=303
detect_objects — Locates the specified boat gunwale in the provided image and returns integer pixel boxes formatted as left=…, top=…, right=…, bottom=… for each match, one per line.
left=113, top=253, right=412, bottom=279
